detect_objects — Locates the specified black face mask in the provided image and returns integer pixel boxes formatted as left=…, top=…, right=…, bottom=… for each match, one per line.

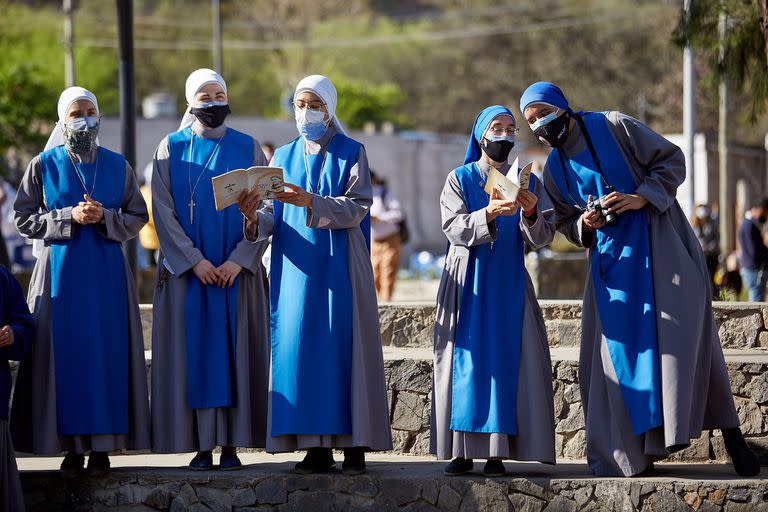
left=534, top=111, right=571, bottom=147
left=482, top=138, right=515, bottom=163
left=190, top=104, right=231, bottom=128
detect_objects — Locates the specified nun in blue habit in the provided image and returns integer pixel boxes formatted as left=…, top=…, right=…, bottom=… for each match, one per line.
left=519, top=82, right=759, bottom=478
left=11, top=86, right=150, bottom=475
left=430, top=105, right=556, bottom=477
left=150, top=69, right=270, bottom=471
left=239, top=74, right=392, bottom=475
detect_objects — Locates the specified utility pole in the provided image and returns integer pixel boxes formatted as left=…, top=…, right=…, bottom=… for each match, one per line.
left=63, top=0, right=75, bottom=87
left=117, top=0, right=137, bottom=274
left=683, top=0, right=696, bottom=216
left=212, top=0, right=222, bottom=73
left=718, top=9, right=732, bottom=256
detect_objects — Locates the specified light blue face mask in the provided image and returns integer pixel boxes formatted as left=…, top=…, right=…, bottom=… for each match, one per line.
left=295, top=107, right=328, bottom=141
left=485, top=134, right=515, bottom=143
left=529, top=109, right=560, bottom=131
left=66, top=116, right=100, bottom=131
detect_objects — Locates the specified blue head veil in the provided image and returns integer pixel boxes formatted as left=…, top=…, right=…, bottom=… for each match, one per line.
left=519, top=82, right=570, bottom=115
left=463, top=105, right=515, bottom=165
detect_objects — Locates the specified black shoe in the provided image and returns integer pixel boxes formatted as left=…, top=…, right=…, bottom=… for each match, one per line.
left=219, top=451, right=243, bottom=471
left=86, top=452, right=110, bottom=477
left=342, top=448, right=366, bottom=475
left=295, top=448, right=335, bottom=474
left=722, top=428, right=761, bottom=477
left=189, top=451, right=214, bottom=471
left=444, top=457, right=474, bottom=476
left=483, top=459, right=505, bottom=477
left=60, top=452, right=85, bottom=477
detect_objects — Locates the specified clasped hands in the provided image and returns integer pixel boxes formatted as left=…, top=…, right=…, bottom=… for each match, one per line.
left=72, top=194, right=104, bottom=224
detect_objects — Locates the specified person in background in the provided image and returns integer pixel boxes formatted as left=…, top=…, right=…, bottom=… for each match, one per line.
left=139, top=162, right=159, bottom=266
left=0, top=181, right=10, bottom=268
left=737, top=198, right=768, bottom=302
left=370, top=170, right=404, bottom=302
left=691, top=203, right=719, bottom=291
left=0, top=267, right=34, bottom=511
left=261, top=142, right=275, bottom=163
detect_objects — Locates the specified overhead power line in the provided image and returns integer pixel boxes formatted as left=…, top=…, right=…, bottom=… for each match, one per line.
left=76, top=8, right=667, bottom=52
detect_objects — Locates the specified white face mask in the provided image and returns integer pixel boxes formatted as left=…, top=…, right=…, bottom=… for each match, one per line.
left=529, top=109, right=560, bottom=132
left=66, top=116, right=100, bottom=131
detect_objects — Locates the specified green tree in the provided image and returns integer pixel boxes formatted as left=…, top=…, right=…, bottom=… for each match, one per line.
left=0, top=65, right=57, bottom=179
left=675, top=0, right=768, bottom=118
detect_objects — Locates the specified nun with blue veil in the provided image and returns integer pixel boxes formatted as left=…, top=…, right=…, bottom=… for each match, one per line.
left=238, top=74, right=392, bottom=475
left=519, top=81, right=760, bottom=478
left=11, top=86, right=150, bottom=476
left=149, top=69, right=270, bottom=471
left=430, top=105, right=556, bottom=477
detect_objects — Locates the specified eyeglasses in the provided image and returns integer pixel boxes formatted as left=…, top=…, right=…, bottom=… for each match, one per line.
left=293, top=100, right=326, bottom=112
left=487, top=126, right=519, bottom=136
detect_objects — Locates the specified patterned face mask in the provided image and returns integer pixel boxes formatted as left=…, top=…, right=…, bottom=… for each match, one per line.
left=63, top=117, right=99, bottom=154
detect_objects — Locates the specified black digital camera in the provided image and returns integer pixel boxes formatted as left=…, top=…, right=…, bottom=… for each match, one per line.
left=586, top=196, right=619, bottom=226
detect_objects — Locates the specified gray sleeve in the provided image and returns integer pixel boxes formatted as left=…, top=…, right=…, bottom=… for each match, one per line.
left=440, top=171, right=497, bottom=247
left=519, top=174, right=556, bottom=250
left=13, top=156, right=74, bottom=241
left=306, top=145, right=371, bottom=230
left=542, top=164, right=595, bottom=248
left=97, top=161, right=149, bottom=242
left=228, top=137, right=269, bottom=271
left=606, top=111, right=686, bottom=214
left=244, top=201, right=274, bottom=243
left=151, top=137, right=204, bottom=275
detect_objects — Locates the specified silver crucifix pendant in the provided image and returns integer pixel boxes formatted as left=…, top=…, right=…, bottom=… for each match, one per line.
left=188, top=199, right=195, bottom=224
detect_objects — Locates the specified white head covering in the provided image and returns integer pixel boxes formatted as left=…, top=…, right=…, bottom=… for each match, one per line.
left=43, top=86, right=100, bottom=152
left=294, top=74, right=347, bottom=135
left=178, top=68, right=228, bottom=131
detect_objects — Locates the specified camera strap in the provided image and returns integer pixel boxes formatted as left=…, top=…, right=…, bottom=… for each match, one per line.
left=555, top=112, right=614, bottom=208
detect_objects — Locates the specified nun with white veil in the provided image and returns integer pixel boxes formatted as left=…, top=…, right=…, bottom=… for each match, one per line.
left=238, top=74, right=392, bottom=475
left=11, top=86, right=150, bottom=476
left=150, top=68, right=270, bottom=471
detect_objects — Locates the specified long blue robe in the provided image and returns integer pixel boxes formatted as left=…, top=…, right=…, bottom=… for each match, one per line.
left=547, top=112, right=662, bottom=435
left=269, top=133, right=369, bottom=436
left=167, top=127, right=254, bottom=409
left=39, top=145, right=129, bottom=435
left=449, top=163, right=527, bottom=434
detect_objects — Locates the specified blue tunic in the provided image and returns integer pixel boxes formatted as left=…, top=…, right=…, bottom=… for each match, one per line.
left=449, top=163, right=527, bottom=434
left=0, top=267, right=34, bottom=420
left=39, top=145, right=129, bottom=435
left=547, top=112, right=662, bottom=435
left=167, top=127, right=254, bottom=409
left=269, top=134, right=367, bottom=436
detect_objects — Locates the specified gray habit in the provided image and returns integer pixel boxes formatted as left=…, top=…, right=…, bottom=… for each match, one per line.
left=245, top=126, right=392, bottom=452
left=0, top=420, right=23, bottom=512
left=431, top=160, right=556, bottom=463
left=11, top=147, right=150, bottom=454
left=541, top=112, right=739, bottom=476
left=150, top=121, right=270, bottom=452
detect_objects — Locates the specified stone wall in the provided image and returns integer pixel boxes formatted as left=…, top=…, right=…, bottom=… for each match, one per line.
left=376, top=302, right=768, bottom=350
left=384, top=358, right=768, bottom=465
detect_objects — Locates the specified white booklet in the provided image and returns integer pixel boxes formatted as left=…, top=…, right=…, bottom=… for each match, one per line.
left=211, top=166, right=284, bottom=211
left=483, top=158, right=534, bottom=202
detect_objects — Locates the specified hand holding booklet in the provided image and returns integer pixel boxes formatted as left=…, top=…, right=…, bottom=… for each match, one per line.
left=211, top=166, right=284, bottom=211
left=483, top=158, right=534, bottom=201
